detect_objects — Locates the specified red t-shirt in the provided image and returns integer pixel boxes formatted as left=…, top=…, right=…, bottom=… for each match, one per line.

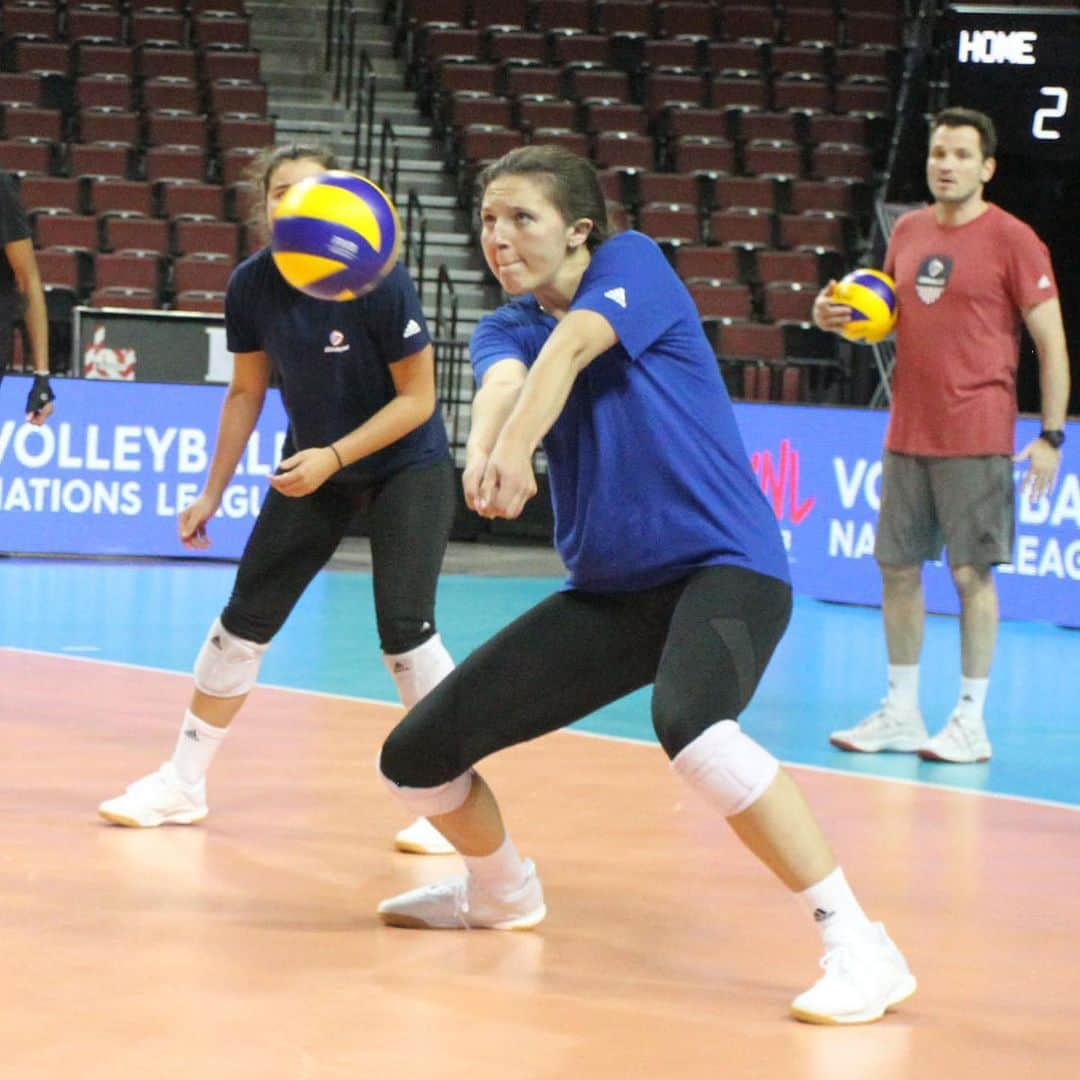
left=883, top=203, right=1058, bottom=456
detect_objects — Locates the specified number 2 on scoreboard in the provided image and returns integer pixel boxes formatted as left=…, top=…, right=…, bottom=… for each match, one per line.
left=1032, top=86, right=1068, bottom=141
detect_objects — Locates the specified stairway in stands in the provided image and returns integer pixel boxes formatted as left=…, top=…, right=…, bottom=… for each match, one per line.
left=247, top=0, right=493, bottom=335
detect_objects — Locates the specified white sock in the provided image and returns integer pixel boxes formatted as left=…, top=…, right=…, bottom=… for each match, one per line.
left=170, top=709, right=227, bottom=785
left=799, top=866, right=875, bottom=948
left=464, top=835, right=528, bottom=898
left=955, top=676, right=988, bottom=719
left=886, top=664, right=920, bottom=711
left=383, top=633, right=455, bottom=709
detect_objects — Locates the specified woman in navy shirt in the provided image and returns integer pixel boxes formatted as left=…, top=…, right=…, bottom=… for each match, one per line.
left=376, top=146, right=915, bottom=1025
left=99, top=144, right=457, bottom=857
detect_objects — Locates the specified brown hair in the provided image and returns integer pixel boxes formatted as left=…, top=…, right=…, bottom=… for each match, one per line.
left=931, top=107, right=997, bottom=159
left=477, top=145, right=611, bottom=252
left=243, top=142, right=339, bottom=242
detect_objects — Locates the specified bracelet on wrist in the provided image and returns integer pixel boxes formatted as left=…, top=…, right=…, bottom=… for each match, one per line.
left=329, top=444, right=344, bottom=468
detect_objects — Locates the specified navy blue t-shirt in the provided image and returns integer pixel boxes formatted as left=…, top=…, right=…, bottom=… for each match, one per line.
left=226, top=249, right=449, bottom=485
left=470, top=231, right=789, bottom=592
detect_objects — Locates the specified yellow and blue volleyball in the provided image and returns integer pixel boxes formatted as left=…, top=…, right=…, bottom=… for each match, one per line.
left=271, top=171, right=401, bottom=301
left=834, top=268, right=897, bottom=344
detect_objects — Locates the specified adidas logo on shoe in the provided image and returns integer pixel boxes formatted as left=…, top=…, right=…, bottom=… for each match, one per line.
left=184, top=728, right=199, bottom=742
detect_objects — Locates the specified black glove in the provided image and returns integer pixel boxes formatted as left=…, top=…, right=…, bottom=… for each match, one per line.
left=26, top=373, right=55, bottom=418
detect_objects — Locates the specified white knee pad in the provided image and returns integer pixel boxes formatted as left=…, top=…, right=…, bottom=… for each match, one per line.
left=671, top=720, right=779, bottom=817
left=383, top=632, right=455, bottom=709
left=379, top=766, right=474, bottom=818
left=193, top=617, right=268, bottom=698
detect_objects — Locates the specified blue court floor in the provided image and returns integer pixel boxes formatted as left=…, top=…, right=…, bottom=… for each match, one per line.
left=1, top=555, right=1076, bottom=808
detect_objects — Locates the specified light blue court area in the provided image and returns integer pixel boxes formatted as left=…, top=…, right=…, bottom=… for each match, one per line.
left=2, top=557, right=1076, bottom=807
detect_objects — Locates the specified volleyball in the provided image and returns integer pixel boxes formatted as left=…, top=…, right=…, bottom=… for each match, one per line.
left=271, top=171, right=401, bottom=301
left=834, top=269, right=898, bottom=344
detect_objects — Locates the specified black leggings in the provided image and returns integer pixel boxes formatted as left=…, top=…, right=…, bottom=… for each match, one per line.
left=380, top=564, right=792, bottom=786
left=221, top=456, right=455, bottom=653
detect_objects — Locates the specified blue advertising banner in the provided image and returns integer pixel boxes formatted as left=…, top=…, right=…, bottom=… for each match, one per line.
left=1, top=376, right=1076, bottom=625
left=0, top=376, right=287, bottom=559
left=733, top=403, right=1080, bottom=627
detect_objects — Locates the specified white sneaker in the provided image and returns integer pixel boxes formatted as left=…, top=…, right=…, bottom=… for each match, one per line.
left=791, top=924, right=917, bottom=1025
left=393, top=816, right=457, bottom=855
left=919, top=712, right=992, bottom=763
left=830, top=700, right=928, bottom=753
left=377, top=859, right=546, bottom=930
left=98, top=762, right=208, bottom=828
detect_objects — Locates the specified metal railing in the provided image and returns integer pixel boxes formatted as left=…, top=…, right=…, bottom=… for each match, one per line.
left=325, top=4, right=377, bottom=171
left=354, top=52, right=376, bottom=173
left=376, top=117, right=401, bottom=202
left=403, top=188, right=428, bottom=301
left=433, top=264, right=460, bottom=344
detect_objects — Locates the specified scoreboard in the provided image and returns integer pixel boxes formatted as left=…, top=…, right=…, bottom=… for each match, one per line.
left=942, top=5, right=1079, bottom=160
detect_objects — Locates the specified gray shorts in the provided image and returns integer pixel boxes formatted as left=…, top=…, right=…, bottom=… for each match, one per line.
left=874, top=451, right=1015, bottom=567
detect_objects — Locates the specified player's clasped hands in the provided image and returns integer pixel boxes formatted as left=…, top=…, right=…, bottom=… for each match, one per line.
left=812, top=280, right=853, bottom=333
left=268, top=447, right=340, bottom=498
left=469, top=441, right=537, bottom=520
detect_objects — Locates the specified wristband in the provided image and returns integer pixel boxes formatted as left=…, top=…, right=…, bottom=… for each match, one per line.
left=1039, top=429, right=1065, bottom=450
left=26, top=373, right=55, bottom=416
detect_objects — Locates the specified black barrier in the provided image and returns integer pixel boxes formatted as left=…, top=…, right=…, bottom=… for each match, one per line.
left=72, top=306, right=230, bottom=385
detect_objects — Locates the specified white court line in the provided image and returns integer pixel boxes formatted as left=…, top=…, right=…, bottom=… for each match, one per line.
left=5, top=645, right=1078, bottom=814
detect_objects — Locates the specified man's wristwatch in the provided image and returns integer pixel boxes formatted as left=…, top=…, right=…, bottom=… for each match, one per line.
left=1039, top=429, right=1066, bottom=450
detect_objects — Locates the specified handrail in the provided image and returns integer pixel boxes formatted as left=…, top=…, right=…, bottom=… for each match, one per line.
left=434, top=264, right=459, bottom=343
left=327, top=4, right=378, bottom=175
left=353, top=51, right=376, bottom=173
left=324, top=0, right=352, bottom=102
left=404, top=188, right=428, bottom=302
left=377, top=117, right=401, bottom=204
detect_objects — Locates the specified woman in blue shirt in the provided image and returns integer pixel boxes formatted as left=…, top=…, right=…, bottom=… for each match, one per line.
left=376, top=146, right=915, bottom=1025
left=99, top=144, right=457, bottom=857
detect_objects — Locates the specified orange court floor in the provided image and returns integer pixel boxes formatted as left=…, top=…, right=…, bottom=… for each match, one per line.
left=3, top=639, right=1078, bottom=1080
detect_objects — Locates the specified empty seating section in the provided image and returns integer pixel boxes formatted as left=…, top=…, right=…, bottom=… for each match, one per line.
left=405, top=0, right=900, bottom=401
left=1, top=1, right=266, bottom=312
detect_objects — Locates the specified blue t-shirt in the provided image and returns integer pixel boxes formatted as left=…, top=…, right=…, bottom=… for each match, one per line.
left=470, top=230, right=789, bottom=591
left=226, top=250, right=449, bottom=485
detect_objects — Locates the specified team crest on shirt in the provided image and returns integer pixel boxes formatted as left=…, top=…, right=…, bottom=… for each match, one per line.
left=324, top=330, right=350, bottom=354
left=915, top=255, right=953, bottom=305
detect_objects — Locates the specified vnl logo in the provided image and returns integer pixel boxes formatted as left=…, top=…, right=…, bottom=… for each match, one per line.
left=750, top=439, right=815, bottom=526
left=957, top=29, right=1038, bottom=65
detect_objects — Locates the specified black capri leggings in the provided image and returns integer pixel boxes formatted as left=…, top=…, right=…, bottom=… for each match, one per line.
left=380, top=563, right=792, bottom=787
left=221, top=455, right=455, bottom=653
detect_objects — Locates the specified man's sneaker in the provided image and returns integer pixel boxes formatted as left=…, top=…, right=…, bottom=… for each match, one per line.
left=830, top=701, right=928, bottom=753
left=791, top=923, right=917, bottom=1025
left=378, top=859, right=546, bottom=930
left=394, top=816, right=457, bottom=855
left=98, top=762, right=208, bottom=827
left=918, top=712, right=992, bottom=763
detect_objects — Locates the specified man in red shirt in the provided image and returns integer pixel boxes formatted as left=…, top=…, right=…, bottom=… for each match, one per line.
left=813, top=108, right=1071, bottom=763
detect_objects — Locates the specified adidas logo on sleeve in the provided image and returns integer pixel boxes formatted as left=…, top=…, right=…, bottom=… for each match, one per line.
left=603, top=286, right=627, bottom=309
left=403, top=319, right=422, bottom=338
